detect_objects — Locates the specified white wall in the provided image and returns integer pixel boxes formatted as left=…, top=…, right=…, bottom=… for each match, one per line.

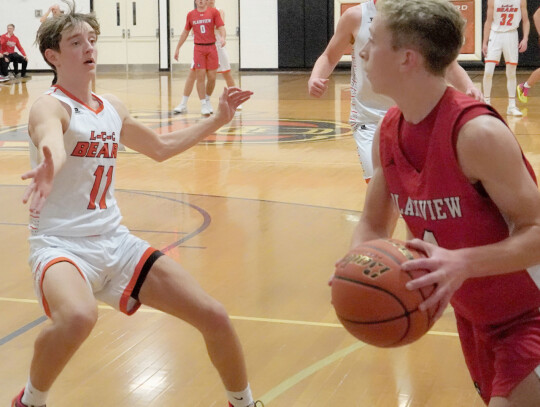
left=0, top=0, right=91, bottom=70
left=239, top=0, right=278, bottom=69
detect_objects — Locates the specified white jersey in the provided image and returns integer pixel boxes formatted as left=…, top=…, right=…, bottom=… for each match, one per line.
left=350, top=0, right=394, bottom=129
left=29, top=85, right=123, bottom=237
left=491, top=0, right=522, bottom=32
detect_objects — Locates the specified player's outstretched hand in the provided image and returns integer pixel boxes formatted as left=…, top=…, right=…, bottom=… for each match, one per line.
left=466, top=85, right=484, bottom=102
left=308, top=77, right=329, bottom=98
left=401, top=238, right=469, bottom=322
left=215, top=87, right=253, bottom=123
left=21, top=145, right=55, bottom=214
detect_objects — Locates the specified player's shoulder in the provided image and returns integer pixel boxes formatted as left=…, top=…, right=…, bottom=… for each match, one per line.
left=341, top=4, right=364, bottom=21
left=102, top=93, right=129, bottom=119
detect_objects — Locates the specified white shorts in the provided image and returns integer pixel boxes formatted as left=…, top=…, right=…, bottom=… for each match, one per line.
left=190, top=44, right=231, bottom=73
left=485, top=30, right=519, bottom=65
left=352, top=122, right=377, bottom=180
left=217, top=43, right=231, bottom=73
left=29, top=225, right=160, bottom=316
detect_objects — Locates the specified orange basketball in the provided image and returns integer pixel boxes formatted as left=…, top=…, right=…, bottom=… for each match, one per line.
left=331, top=238, right=437, bottom=347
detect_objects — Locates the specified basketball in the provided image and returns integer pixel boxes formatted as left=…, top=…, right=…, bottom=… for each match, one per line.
left=331, top=238, right=437, bottom=347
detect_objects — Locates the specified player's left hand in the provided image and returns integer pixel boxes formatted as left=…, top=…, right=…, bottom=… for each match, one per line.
left=215, top=87, right=253, bottom=123
left=519, top=38, right=528, bottom=53
left=220, top=38, right=226, bottom=48
left=401, top=238, right=469, bottom=322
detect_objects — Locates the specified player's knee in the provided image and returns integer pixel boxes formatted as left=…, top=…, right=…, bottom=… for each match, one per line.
left=201, top=300, right=232, bottom=336
left=56, top=306, right=98, bottom=341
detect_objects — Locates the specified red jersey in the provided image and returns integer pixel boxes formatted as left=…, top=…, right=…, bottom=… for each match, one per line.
left=184, top=7, right=224, bottom=44
left=0, top=33, right=26, bottom=56
left=379, top=87, right=540, bottom=325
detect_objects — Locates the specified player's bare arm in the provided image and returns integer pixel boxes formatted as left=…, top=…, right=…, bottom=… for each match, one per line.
left=445, top=61, right=484, bottom=101
left=482, top=0, right=495, bottom=57
left=519, top=0, right=530, bottom=52
left=217, top=26, right=226, bottom=47
left=308, top=6, right=362, bottom=97
left=22, top=95, right=70, bottom=212
left=535, top=7, right=540, bottom=33
left=404, top=116, right=540, bottom=315
left=104, top=87, right=252, bottom=161
left=174, top=29, right=190, bottom=61
left=349, top=124, right=399, bottom=250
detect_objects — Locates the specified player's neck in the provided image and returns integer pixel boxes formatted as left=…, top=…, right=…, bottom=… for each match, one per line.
left=393, top=76, right=447, bottom=124
left=197, top=6, right=207, bottom=12
left=55, top=76, right=95, bottom=107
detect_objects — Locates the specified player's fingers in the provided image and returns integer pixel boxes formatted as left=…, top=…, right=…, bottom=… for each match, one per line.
left=21, top=169, right=36, bottom=180
left=405, top=268, right=438, bottom=290
left=22, top=183, right=35, bottom=204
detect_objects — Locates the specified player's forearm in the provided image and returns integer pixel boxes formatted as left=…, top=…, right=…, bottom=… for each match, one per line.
left=155, top=116, right=226, bottom=161
left=175, top=32, right=189, bottom=50
left=445, top=62, right=473, bottom=94
left=310, top=54, right=338, bottom=81
left=459, top=223, right=540, bottom=279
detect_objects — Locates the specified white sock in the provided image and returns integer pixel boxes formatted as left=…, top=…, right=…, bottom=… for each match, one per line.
left=21, top=379, right=48, bottom=407
left=484, top=97, right=490, bottom=105
left=200, top=98, right=207, bottom=105
left=205, top=94, right=211, bottom=101
left=524, top=82, right=531, bottom=88
left=508, top=98, right=516, bottom=108
left=227, top=384, right=254, bottom=407
left=181, top=95, right=189, bottom=104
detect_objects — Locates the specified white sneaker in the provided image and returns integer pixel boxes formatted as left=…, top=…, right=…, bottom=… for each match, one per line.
left=201, top=102, right=212, bottom=115
left=506, top=106, right=523, bottom=117
left=173, top=103, right=187, bottom=114
left=206, top=100, right=214, bottom=114
left=0, top=75, right=9, bottom=82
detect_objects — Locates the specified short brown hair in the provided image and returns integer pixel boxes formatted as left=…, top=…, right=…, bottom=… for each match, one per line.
left=36, top=1, right=100, bottom=80
left=377, top=0, right=465, bottom=76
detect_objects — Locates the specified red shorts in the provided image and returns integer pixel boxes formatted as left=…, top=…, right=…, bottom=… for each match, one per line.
left=456, top=308, right=540, bottom=404
left=193, top=44, right=219, bottom=71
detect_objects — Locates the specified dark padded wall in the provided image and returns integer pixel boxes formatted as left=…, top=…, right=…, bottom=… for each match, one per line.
left=278, top=0, right=334, bottom=69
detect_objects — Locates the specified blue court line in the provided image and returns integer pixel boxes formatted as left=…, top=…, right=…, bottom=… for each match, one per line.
left=0, top=315, right=48, bottom=346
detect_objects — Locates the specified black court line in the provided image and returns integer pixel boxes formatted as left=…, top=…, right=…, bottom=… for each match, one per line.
left=0, top=316, right=48, bottom=346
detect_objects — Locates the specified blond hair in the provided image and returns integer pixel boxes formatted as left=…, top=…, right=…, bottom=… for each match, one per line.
left=377, top=0, right=465, bottom=75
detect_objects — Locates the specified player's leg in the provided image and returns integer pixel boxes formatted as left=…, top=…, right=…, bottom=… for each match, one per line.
left=483, top=32, right=502, bottom=105
left=483, top=62, right=496, bottom=105
left=174, top=67, right=196, bottom=113
left=138, top=255, right=257, bottom=406
left=518, top=68, right=540, bottom=103
left=205, top=69, right=217, bottom=99
left=13, top=261, right=98, bottom=407
left=488, top=371, right=540, bottom=407
left=505, top=63, right=521, bottom=116
left=353, top=124, right=376, bottom=183
left=221, top=70, right=236, bottom=88
left=503, top=31, right=521, bottom=116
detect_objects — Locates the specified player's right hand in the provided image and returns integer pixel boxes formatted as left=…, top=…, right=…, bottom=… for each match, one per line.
left=21, top=145, right=55, bottom=214
left=174, top=50, right=179, bottom=61
left=308, top=77, right=329, bottom=98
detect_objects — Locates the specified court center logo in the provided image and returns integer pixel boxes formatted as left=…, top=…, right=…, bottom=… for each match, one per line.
left=130, top=112, right=352, bottom=144
left=0, top=113, right=352, bottom=146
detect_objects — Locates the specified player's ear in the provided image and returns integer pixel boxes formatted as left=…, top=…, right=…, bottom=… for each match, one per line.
left=399, top=48, right=419, bottom=73
left=44, top=49, right=59, bottom=67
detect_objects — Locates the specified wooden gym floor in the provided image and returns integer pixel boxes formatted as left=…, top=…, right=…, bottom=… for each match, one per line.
left=1, top=69, right=539, bottom=406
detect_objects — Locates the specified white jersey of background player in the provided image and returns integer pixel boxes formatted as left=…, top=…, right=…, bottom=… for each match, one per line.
left=483, top=0, right=529, bottom=116
left=308, top=0, right=482, bottom=182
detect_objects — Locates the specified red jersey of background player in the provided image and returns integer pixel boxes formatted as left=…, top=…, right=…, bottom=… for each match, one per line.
left=185, top=8, right=224, bottom=44
left=379, top=87, right=540, bottom=325
left=0, top=32, right=26, bottom=56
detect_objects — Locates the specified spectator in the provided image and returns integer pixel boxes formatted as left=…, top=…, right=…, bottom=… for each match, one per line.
left=0, top=24, right=30, bottom=79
